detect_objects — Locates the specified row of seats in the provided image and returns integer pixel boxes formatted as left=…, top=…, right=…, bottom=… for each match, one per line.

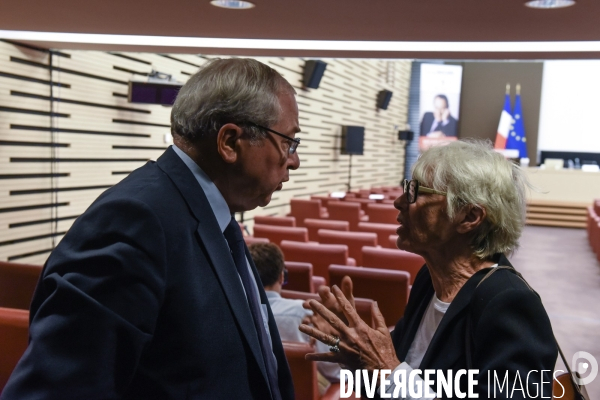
left=289, top=199, right=399, bottom=229
left=587, top=200, right=600, bottom=261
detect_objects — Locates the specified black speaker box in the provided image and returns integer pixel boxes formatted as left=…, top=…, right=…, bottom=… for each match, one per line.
left=341, top=126, right=365, bottom=155
left=303, top=60, right=327, bottom=89
left=376, top=90, right=393, bottom=110
left=398, top=130, right=414, bottom=141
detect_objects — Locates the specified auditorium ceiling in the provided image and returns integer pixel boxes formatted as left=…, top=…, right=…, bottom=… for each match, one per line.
left=2, top=0, right=600, bottom=58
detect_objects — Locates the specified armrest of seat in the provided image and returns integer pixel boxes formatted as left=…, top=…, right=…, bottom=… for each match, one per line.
left=321, top=384, right=341, bottom=400
left=320, top=211, right=330, bottom=219
left=312, top=276, right=326, bottom=293
left=346, top=257, right=356, bottom=266
left=360, top=215, right=369, bottom=222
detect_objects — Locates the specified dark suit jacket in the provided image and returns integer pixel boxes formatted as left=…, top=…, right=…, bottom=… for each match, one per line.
left=389, top=254, right=557, bottom=399
left=2, top=147, right=294, bottom=400
left=419, top=112, right=458, bottom=137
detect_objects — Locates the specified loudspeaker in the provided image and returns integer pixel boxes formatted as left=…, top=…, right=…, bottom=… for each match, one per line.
left=376, top=90, right=393, bottom=110
left=303, top=60, right=327, bottom=89
left=341, top=126, right=365, bottom=155
left=398, top=130, right=414, bottom=141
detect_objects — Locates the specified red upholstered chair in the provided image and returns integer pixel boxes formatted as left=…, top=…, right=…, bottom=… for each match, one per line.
left=244, top=236, right=270, bottom=245
left=253, top=215, right=296, bottom=227
left=282, top=341, right=341, bottom=400
left=281, top=290, right=376, bottom=329
left=329, top=265, right=410, bottom=327
left=594, top=199, right=600, bottom=216
left=253, top=224, right=309, bottom=246
left=362, top=246, right=425, bottom=285
left=0, top=261, right=43, bottom=310
left=280, top=241, right=355, bottom=284
left=305, top=219, right=349, bottom=242
left=327, top=202, right=368, bottom=230
left=289, top=199, right=328, bottom=227
left=357, top=222, right=398, bottom=249
left=310, top=196, right=341, bottom=208
left=0, top=307, right=29, bottom=391
left=343, top=198, right=376, bottom=213
left=366, top=203, right=399, bottom=225
left=284, top=261, right=327, bottom=293
left=317, top=230, right=377, bottom=266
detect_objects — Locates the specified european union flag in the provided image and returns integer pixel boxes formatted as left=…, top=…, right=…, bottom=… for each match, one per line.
left=506, top=88, right=528, bottom=158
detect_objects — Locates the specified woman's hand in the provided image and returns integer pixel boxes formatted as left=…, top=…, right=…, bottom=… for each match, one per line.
left=299, top=285, right=400, bottom=372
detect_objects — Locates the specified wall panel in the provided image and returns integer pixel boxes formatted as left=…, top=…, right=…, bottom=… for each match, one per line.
left=0, top=40, right=410, bottom=263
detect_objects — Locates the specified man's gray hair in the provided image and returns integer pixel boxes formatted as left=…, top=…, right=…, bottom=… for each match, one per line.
left=171, top=58, right=295, bottom=142
left=412, top=140, right=528, bottom=259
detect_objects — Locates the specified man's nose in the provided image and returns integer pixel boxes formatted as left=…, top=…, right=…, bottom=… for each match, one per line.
left=288, top=151, right=300, bottom=170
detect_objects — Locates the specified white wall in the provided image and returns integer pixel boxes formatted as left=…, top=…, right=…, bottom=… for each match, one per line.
left=538, top=60, right=600, bottom=153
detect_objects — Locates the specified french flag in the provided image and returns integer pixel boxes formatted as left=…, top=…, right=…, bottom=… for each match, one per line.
left=494, top=89, right=513, bottom=149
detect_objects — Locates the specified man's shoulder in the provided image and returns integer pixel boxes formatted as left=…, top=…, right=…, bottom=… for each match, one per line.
left=270, top=296, right=312, bottom=318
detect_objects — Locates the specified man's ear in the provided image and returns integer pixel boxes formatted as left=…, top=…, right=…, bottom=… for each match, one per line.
left=456, top=204, right=487, bottom=234
left=216, top=123, right=244, bottom=164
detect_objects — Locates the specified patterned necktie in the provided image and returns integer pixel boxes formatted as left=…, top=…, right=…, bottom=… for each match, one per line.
left=223, top=217, right=282, bottom=400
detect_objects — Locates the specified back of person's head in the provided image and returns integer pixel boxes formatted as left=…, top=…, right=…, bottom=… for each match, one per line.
left=248, top=242, right=285, bottom=288
left=171, top=58, right=295, bottom=143
left=412, top=139, right=527, bottom=259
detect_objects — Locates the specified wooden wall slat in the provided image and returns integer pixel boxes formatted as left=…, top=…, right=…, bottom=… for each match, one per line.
left=0, top=41, right=411, bottom=263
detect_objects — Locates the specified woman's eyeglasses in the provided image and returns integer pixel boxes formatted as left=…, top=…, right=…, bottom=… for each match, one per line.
left=402, top=179, right=447, bottom=204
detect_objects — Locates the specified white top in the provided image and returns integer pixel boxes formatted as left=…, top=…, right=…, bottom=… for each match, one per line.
left=382, top=264, right=498, bottom=399
left=404, top=295, right=451, bottom=369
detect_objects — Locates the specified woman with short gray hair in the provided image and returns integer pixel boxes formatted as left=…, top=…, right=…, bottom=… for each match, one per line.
left=301, top=140, right=557, bottom=399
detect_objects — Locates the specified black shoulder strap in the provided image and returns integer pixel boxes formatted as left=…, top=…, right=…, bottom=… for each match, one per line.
left=465, top=265, right=589, bottom=400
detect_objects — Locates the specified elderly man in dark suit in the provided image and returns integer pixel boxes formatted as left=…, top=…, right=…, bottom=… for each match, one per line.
left=2, top=58, right=300, bottom=399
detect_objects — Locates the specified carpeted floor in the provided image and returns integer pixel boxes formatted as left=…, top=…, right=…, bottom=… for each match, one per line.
left=511, top=225, right=600, bottom=399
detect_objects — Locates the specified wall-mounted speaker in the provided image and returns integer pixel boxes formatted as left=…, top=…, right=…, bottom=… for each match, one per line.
left=376, top=90, right=393, bottom=110
left=303, top=60, right=328, bottom=89
left=398, top=130, right=414, bottom=141
left=341, top=126, right=365, bottom=155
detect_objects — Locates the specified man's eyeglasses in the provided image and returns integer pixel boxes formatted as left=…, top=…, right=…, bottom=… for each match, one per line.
left=283, top=268, right=288, bottom=285
left=402, top=179, right=447, bottom=204
left=247, top=122, right=300, bottom=155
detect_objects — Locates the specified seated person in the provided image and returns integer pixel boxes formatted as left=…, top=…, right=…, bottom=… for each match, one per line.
left=248, top=242, right=340, bottom=390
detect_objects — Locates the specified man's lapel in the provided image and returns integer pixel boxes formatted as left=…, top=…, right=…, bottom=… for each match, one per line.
left=156, top=147, right=270, bottom=387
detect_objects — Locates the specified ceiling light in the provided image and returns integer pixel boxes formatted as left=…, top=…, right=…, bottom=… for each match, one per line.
left=210, top=0, right=255, bottom=9
left=525, top=0, right=575, bottom=9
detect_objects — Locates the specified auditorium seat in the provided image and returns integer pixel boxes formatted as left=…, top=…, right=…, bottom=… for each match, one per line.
left=366, top=203, right=398, bottom=225
left=329, top=265, right=410, bottom=328
left=289, top=199, right=328, bottom=227
left=317, top=230, right=377, bottom=266
left=281, top=289, right=376, bottom=329
left=357, top=222, right=398, bottom=249
left=305, top=219, right=349, bottom=242
left=343, top=198, right=376, bottom=212
left=0, top=261, right=43, bottom=310
left=0, top=307, right=29, bottom=391
left=310, top=196, right=340, bottom=208
left=244, top=236, right=270, bottom=245
left=254, top=215, right=296, bottom=227
left=282, top=341, right=341, bottom=400
left=327, top=202, right=368, bottom=230
left=362, top=246, right=425, bottom=285
left=280, top=241, right=355, bottom=284
left=253, top=224, right=309, bottom=245
left=284, top=261, right=327, bottom=293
